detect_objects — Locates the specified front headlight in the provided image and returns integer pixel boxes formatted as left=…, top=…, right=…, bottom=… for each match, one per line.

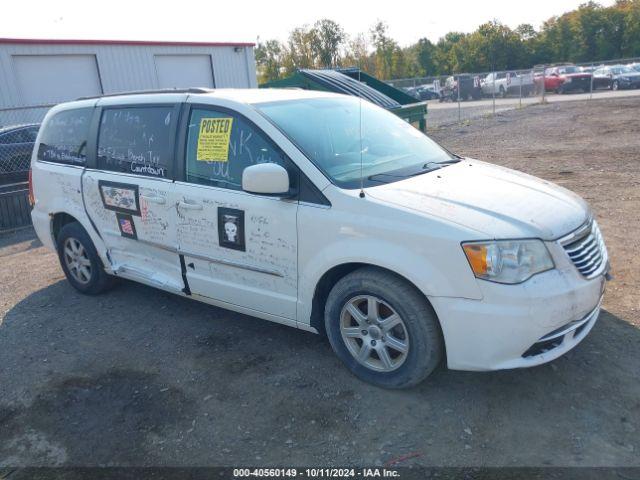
left=462, top=239, right=554, bottom=284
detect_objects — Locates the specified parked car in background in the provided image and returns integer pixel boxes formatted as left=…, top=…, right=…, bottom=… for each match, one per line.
left=439, top=74, right=482, bottom=101
left=536, top=65, right=592, bottom=93
left=404, top=86, right=421, bottom=100
left=481, top=71, right=535, bottom=97
left=0, top=124, right=40, bottom=180
left=403, top=84, right=440, bottom=101
left=592, top=65, right=640, bottom=90
left=416, top=84, right=440, bottom=100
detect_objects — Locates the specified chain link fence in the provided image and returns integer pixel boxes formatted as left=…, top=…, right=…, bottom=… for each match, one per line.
left=0, top=105, right=52, bottom=185
left=387, top=56, right=640, bottom=129
left=0, top=105, right=52, bottom=231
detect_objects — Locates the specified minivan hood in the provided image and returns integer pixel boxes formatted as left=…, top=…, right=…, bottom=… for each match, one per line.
left=366, top=159, right=589, bottom=240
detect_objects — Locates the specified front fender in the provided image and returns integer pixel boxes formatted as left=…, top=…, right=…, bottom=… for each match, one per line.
left=297, top=234, right=483, bottom=326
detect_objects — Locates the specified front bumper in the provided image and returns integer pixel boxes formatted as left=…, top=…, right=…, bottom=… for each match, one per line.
left=430, top=265, right=607, bottom=371
left=562, top=79, right=591, bottom=91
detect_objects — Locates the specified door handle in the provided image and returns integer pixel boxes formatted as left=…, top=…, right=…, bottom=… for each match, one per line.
left=178, top=200, right=203, bottom=211
left=140, top=194, right=166, bottom=205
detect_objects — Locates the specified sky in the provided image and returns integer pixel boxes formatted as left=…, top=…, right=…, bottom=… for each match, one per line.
left=1, top=0, right=615, bottom=47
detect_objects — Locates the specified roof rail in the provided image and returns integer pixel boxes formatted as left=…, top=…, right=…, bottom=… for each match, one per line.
left=77, top=87, right=214, bottom=100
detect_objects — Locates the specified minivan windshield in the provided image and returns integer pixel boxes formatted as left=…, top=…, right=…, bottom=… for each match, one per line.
left=257, top=96, right=457, bottom=189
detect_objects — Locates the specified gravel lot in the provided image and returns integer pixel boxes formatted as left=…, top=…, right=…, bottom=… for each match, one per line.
left=0, top=97, right=638, bottom=468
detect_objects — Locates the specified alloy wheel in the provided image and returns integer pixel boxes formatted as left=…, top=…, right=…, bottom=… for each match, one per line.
left=339, top=295, right=409, bottom=372
left=63, top=237, right=92, bottom=284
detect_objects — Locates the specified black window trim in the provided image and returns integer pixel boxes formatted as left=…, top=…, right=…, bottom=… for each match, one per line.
left=92, top=102, right=182, bottom=180
left=176, top=102, right=330, bottom=206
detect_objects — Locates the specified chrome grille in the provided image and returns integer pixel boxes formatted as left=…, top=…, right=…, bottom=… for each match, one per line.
left=562, top=221, right=607, bottom=278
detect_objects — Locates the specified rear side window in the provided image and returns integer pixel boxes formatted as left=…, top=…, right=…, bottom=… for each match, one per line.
left=38, top=108, right=92, bottom=164
left=98, top=106, right=175, bottom=179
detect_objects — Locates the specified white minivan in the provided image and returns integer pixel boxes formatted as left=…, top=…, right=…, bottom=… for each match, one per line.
left=30, top=88, right=609, bottom=388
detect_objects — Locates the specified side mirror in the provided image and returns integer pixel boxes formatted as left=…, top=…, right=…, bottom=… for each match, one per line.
left=242, top=163, right=290, bottom=196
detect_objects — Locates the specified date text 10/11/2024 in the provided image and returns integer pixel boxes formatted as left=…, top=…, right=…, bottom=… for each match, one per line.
left=232, top=468, right=401, bottom=478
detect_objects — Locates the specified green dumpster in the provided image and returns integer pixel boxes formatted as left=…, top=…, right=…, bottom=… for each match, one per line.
left=260, top=69, right=428, bottom=133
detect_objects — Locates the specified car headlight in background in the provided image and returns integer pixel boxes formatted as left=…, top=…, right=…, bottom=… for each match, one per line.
left=462, top=240, right=554, bottom=284
left=563, top=77, right=572, bottom=83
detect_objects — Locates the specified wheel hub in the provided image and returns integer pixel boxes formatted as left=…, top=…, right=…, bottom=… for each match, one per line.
left=368, top=325, right=382, bottom=340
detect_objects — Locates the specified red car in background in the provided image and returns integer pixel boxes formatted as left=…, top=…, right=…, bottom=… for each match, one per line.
left=535, top=65, right=592, bottom=93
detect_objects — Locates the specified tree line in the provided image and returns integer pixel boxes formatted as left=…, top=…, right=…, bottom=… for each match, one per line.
left=255, top=0, right=640, bottom=83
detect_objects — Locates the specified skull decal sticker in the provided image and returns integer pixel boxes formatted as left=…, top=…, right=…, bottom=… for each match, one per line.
left=218, top=207, right=245, bottom=251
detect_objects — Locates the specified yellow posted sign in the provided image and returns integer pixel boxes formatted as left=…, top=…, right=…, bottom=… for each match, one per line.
left=196, top=117, right=234, bottom=162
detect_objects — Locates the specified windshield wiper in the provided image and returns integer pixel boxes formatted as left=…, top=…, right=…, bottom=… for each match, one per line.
left=367, top=158, right=460, bottom=183
left=368, top=165, right=439, bottom=182
left=410, top=164, right=442, bottom=176
left=423, top=158, right=460, bottom=168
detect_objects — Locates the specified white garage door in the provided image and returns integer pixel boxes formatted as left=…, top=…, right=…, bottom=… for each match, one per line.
left=12, top=55, right=102, bottom=105
left=155, top=55, right=215, bottom=89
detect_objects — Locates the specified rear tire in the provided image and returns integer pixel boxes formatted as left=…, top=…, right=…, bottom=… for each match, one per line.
left=56, top=222, right=116, bottom=295
left=324, top=267, right=443, bottom=389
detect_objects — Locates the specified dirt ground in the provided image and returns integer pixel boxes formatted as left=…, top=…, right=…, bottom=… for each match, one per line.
left=0, top=97, right=638, bottom=468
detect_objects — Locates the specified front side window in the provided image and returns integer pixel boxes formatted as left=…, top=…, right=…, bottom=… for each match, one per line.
left=98, top=106, right=175, bottom=178
left=38, top=108, right=92, bottom=164
left=257, top=96, right=455, bottom=189
left=185, top=108, right=292, bottom=191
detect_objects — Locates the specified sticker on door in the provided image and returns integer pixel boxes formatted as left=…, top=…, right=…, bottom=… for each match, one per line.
left=99, top=180, right=141, bottom=216
left=116, top=213, right=138, bottom=240
left=218, top=207, right=245, bottom=251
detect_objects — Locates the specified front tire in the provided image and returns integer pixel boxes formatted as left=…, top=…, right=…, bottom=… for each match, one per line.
left=324, top=267, right=443, bottom=389
left=57, top=222, right=116, bottom=295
